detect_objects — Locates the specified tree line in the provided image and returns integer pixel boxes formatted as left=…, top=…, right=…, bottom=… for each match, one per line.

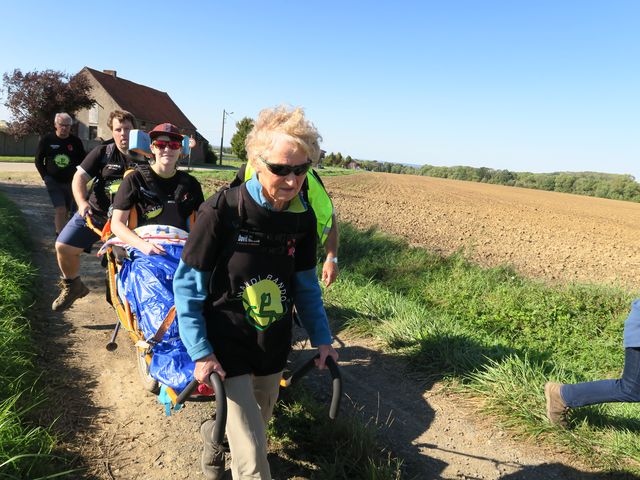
left=323, top=155, right=640, bottom=203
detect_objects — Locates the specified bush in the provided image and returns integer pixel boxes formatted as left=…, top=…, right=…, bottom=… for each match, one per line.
left=203, top=144, right=218, bottom=164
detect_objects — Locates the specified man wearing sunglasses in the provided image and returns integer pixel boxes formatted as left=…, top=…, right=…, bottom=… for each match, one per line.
left=35, top=112, right=86, bottom=236
left=231, top=155, right=340, bottom=288
left=52, top=110, right=137, bottom=311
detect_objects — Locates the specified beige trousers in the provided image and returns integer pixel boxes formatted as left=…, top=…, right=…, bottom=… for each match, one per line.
left=224, top=372, right=281, bottom=479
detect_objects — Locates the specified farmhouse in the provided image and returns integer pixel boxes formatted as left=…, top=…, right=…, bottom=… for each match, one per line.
left=0, top=68, right=209, bottom=161
left=75, top=67, right=209, bottom=162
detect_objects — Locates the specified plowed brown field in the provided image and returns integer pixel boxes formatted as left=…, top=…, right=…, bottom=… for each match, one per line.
left=324, top=172, right=640, bottom=289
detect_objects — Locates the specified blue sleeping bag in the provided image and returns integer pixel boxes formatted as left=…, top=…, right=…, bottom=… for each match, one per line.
left=119, top=243, right=194, bottom=393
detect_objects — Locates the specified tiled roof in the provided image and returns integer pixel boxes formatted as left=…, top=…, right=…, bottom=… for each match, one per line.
left=81, top=67, right=196, bottom=132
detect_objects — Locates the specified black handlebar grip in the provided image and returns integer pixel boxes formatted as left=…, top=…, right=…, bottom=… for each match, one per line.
left=175, top=378, right=199, bottom=405
left=288, top=354, right=318, bottom=386
left=174, top=373, right=227, bottom=444
left=287, top=354, right=342, bottom=420
left=209, top=372, right=227, bottom=445
left=325, top=356, right=342, bottom=420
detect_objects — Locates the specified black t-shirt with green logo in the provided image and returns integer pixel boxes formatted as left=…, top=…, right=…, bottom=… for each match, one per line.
left=112, top=169, right=204, bottom=230
left=79, top=144, right=135, bottom=218
left=181, top=184, right=317, bottom=377
left=35, top=133, right=86, bottom=183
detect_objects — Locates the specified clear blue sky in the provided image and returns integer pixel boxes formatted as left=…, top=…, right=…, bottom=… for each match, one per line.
left=2, top=1, right=639, bottom=178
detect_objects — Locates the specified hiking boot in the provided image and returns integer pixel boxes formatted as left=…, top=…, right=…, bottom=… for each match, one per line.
left=200, top=419, right=226, bottom=480
left=51, top=277, right=90, bottom=312
left=545, top=382, right=568, bottom=427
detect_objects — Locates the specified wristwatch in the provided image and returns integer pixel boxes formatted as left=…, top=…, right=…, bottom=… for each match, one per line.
left=326, top=256, right=338, bottom=264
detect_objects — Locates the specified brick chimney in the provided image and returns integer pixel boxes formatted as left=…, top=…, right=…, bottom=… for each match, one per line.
left=103, top=70, right=117, bottom=77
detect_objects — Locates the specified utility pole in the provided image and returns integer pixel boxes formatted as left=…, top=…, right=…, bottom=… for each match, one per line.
left=219, top=109, right=233, bottom=165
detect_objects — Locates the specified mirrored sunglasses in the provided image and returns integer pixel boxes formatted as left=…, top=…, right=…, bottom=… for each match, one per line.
left=153, top=140, right=182, bottom=150
left=260, top=157, right=312, bottom=176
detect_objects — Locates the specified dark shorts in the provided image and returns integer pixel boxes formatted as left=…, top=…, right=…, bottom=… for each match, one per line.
left=56, top=212, right=102, bottom=250
left=44, top=176, right=75, bottom=210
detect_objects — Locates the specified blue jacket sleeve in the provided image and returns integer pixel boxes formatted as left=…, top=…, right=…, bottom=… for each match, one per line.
left=173, top=260, right=214, bottom=361
left=293, top=268, right=333, bottom=346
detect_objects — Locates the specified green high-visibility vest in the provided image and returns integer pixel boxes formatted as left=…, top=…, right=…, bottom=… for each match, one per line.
left=244, top=164, right=333, bottom=245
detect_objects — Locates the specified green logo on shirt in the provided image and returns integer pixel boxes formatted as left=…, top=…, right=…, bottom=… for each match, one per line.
left=53, top=153, right=71, bottom=168
left=241, top=278, right=286, bottom=331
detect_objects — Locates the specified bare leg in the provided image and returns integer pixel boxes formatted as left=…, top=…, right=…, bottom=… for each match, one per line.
left=54, top=207, right=68, bottom=235
left=55, top=241, right=84, bottom=279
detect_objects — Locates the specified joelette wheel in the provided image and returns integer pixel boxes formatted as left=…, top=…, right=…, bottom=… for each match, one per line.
left=136, top=347, right=160, bottom=394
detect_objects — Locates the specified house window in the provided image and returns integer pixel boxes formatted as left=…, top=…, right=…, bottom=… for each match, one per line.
left=89, top=126, right=98, bottom=140
left=89, top=105, right=99, bottom=124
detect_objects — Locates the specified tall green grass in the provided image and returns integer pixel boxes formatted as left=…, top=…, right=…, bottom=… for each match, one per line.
left=269, top=389, right=403, bottom=479
left=0, top=193, right=67, bottom=479
left=325, top=223, right=640, bottom=474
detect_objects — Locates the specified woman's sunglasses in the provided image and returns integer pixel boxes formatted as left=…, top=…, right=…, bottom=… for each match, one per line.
left=260, top=156, right=312, bottom=176
left=153, top=140, right=182, bottom=150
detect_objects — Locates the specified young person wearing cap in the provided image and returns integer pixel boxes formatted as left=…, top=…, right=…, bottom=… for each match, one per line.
left=35, top=112, right=86, bottom=235
left=52, top=110, right=137, bottom=311
left=109, top=122, right=204, bottom=252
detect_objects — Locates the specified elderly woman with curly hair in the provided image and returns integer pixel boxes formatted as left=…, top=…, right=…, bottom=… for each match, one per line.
left=174, top=105, right=338, bottom=480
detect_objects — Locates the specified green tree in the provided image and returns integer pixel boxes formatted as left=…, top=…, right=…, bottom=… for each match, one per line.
left=490, top=169, right=516, bottom=186
left=535, top=174, right=556, bottom=191
left=2, top=68, right=94, bottom=137
left=554, top=174, right=577, bottom=193
left=515, top=172, right=536, bottom=189
left=324, top=152, right=336, bottom=165
left=477, top=167, right=491, bottom=182
left=203, top=142, right=218, bottom=164
left=230, top=117, right=254, bottom=161
left=573, top=176, right=598, bottom=196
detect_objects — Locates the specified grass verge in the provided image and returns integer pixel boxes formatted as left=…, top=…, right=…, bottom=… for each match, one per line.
left=0, top=192, right=75, bottom=479
left=268, top=387, right=403, bottom=479
left=324, top=222, right=640, bottom=475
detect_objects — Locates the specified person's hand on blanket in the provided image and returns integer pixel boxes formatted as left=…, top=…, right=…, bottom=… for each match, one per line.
left=139, top=241, right=166, bottom=256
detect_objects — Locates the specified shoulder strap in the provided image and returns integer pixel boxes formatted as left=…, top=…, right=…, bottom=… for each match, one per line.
left=101, top=143, right=116, bottom=165
left=223, top=185, right=242, bottom=222
left=135, top=163, right=156, bottom=188
left=210, top=185, right=242, bottom=224
left=87, top=143, right=117, bottom=197
left=207, top=186, right=243, bottom=295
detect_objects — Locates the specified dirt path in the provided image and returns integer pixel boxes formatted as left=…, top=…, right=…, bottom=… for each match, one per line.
left=0, top=172, right=627, bottom=479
